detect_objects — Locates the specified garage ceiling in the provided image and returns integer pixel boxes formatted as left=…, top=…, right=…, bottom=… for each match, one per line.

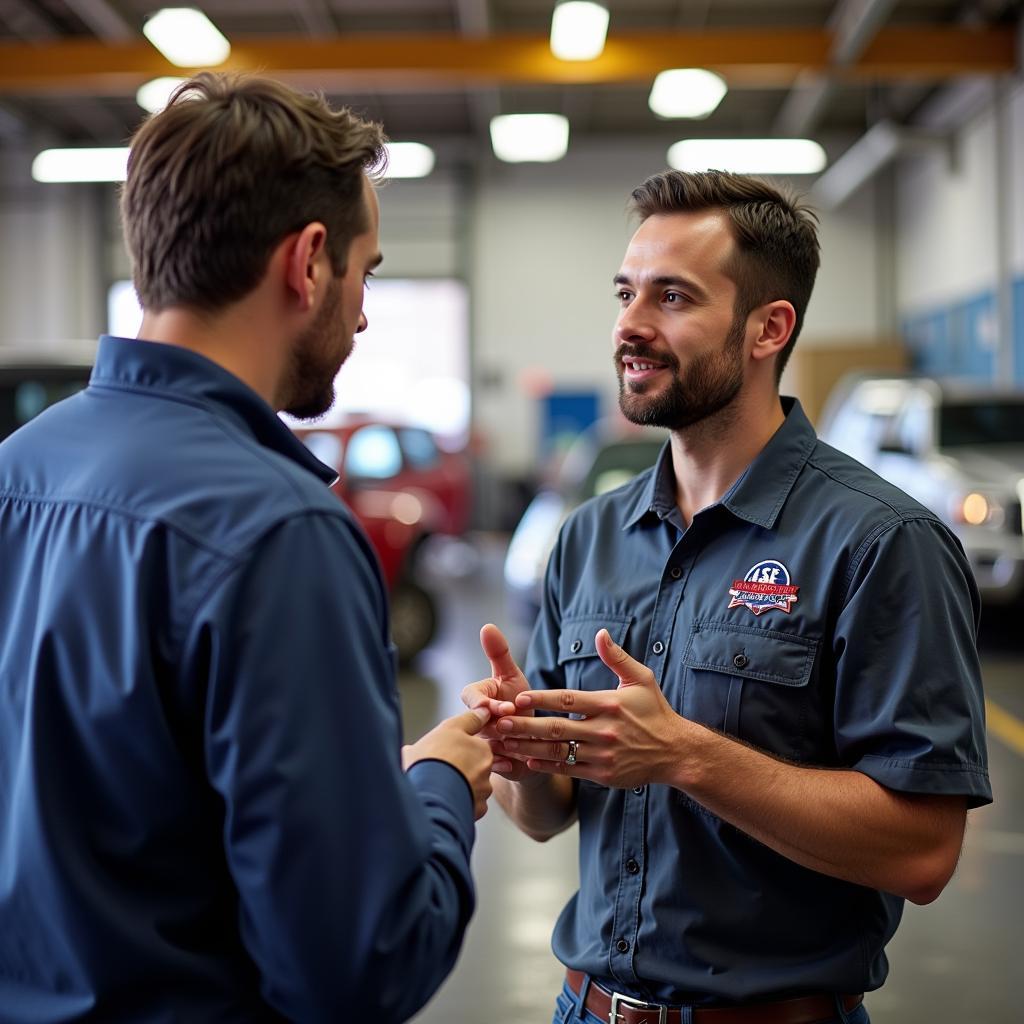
left=0, top=0, right=1019, bottom=167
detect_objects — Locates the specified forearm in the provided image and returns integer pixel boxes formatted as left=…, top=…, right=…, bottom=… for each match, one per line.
left=493, top=772, right=577, bottom=842
left=671, top=720, right=967, bottom=904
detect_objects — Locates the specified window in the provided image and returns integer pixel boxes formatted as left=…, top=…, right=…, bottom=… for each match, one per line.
left=345, top=425, right=402, bottom=479
left=398, top=428, right=440, bottom=470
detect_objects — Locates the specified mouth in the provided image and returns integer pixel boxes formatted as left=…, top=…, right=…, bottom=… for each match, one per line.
left=621, top=357, right=667, bottom=382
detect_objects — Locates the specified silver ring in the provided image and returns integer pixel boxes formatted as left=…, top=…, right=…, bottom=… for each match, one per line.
left=564, top=740, right=579, bottom=766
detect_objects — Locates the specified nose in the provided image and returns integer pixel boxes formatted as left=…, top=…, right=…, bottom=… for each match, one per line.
left=356, top=310, right=368, bottom=334
left=615, top=301, right=656, bottom=345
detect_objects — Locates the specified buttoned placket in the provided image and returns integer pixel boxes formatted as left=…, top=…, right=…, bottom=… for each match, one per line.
left=606, top=512, right=695, bottom=986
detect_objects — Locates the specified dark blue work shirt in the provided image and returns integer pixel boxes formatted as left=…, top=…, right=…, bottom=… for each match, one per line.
left=526, top=398, right=991, bottom=1004
left=0, top=336, right=477, bottom=1023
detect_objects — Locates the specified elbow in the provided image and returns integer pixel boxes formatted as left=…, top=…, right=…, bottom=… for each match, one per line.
left=892, top=794, right=968, bottom=906
left=900, top=843, right=963, bottom=906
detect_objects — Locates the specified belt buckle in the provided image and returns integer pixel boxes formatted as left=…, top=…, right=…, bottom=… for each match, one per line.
left=608, top=991, right=668, bottom=1024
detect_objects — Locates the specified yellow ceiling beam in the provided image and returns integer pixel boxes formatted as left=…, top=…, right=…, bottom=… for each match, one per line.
left=0, top=27, right=1014, bottom=95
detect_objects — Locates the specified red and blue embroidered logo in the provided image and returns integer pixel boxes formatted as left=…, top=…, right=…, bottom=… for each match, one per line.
left=728, top=560, right=799, bottom=615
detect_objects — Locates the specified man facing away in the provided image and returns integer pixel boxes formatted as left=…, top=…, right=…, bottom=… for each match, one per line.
left=0, top=73, right=494, bottom=1023
left=465, top=170, right=991, bottom=1024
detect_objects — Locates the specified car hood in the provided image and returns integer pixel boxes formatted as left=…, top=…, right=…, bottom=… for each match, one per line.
left=941, top=446, right=1024, bottom=488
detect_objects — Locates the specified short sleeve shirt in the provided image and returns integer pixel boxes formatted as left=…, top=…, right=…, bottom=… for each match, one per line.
left=525, top=398, right=991, bottom=1004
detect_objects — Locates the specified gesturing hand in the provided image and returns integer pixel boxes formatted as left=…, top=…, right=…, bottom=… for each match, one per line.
left=460, top=623, right=538, bottom=783
left=402, top=706, right=494, bottom=819
left=493, top=629, right=686, bottom=790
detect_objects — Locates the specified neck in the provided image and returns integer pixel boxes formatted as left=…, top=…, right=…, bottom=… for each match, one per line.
left=668, top=387, right=786, bottom=525
left=138, top=299, right=284, bottom=409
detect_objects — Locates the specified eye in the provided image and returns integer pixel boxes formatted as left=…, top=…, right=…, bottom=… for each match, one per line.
left=614, top=288, right=634, bottom=304
left=663, top=291, right=686, bottom=304
left=363, top=271, right=375, bottom=288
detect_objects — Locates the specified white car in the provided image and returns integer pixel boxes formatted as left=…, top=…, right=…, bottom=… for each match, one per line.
left=818, top=373, right=1024, bottom=605
left=504, top=421, right=667, bottom=623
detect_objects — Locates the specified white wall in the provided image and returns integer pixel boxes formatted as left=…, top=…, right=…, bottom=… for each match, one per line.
left=0, top=136, right=887, bottom=474
left=469, top=141, right=883, bottom=474
left=0, top=142, right=103, bottom=351
left=889, top=72, right=1024, bottom=383
left=895, top=105, right=1001, bottom=313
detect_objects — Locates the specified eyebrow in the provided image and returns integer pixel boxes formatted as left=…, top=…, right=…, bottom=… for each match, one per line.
left=369, top=253, right=383, bottom=270
left=612, top=272, right=709, bottom=301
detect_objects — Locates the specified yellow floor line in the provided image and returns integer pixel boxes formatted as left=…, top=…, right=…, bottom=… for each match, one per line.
left=986, top=698, right=1024, bottom=758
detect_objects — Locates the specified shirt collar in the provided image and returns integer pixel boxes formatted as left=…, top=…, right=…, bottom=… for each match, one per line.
left=621, top=397, right=817, bottom=531
left=90, top=335, right=335, bottom=484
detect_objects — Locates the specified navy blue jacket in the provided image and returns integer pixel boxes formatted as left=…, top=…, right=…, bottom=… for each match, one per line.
left=0, top=336, right=476, bottom=1022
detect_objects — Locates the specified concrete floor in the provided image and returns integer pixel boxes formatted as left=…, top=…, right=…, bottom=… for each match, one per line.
left=401, top=535, right=1020, bottom=1024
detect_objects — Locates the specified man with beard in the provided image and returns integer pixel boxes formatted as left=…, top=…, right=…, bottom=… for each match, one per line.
left=0, top=73, right=494, bottom=1023
left=463, top=170, right=990, bottom=1024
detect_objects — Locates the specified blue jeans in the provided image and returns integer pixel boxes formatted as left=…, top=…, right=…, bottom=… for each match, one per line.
left=551, top=978, right=871, bottom=1024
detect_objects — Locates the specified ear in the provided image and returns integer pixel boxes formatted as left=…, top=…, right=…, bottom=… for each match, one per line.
left=749, top=300, right=796, bottom=366
left=282, top=222, right=329, bottom=313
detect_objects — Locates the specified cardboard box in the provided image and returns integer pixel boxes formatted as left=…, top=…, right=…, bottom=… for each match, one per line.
left=781, top=338, right=908, bottom=428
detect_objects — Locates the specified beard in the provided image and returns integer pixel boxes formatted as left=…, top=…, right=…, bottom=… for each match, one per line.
left=283, top=278, right=350, bottom=420
left=616, top=311, right=746, bottom=431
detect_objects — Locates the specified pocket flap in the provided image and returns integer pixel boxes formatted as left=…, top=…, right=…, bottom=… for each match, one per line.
left=682, top=620, right=817, bottom=687
left=558, top=613, right=632, bottom=663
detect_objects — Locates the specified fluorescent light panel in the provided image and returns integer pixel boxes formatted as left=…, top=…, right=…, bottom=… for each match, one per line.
left=136, top=76, right=187, bottom=113
left=143, top=8, right=230, bottom=67
left=32, top=148, right=130, bottom=183
left=550, top=1, right=609, bottom=61
left=490, top=114, right=569, bottom=163
left=668, top=138, right=827, bottom=175
left=649, top=69, right=727, bottom=119
left=385, top=142, right=436, bottom=179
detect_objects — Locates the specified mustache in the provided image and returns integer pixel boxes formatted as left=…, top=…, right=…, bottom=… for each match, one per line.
left=614, top=344, right=680, bottom=371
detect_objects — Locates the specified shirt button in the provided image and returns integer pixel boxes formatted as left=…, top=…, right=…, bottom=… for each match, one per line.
left=626, top=858, right=640, bottom=875
left=632, top=786, right=644, bottom=795
left=652, top=641, right=665, bottom=655
left=733, top=653, right=749, bottom=669
left=615, top=938, right=630, bottom=954
left=571, top=639, right=583, bottom=653
left=669, top=567, right=682, bottom=579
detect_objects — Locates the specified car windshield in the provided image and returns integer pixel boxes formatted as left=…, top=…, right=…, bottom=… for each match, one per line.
left=0, top=367, right=92, bottom=440
left=939, top=400, right=1024, bottom=447
left=581, top=439, right=665, bottom=498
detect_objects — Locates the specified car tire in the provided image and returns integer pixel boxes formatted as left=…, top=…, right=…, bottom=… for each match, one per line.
left=391, top=577, right=438, bottom=665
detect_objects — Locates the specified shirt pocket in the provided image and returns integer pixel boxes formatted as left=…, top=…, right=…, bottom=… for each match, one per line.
left=681, top=619, right=819, bottom=758
left=557, top=613, right=633, bottom=695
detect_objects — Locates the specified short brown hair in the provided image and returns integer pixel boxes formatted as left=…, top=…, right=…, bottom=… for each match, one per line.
left=629, top=170, right=820, bottom=380
left=121, top=73, right=387, bottom=313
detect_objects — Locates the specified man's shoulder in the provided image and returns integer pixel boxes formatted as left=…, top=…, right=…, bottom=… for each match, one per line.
left=803, top=437, right=943, bottom=528
left=0, top=384, right=349, bottom=554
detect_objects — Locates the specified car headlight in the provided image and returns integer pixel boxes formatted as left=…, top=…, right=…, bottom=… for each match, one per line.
left=951, top=491, right=1005, bottom=529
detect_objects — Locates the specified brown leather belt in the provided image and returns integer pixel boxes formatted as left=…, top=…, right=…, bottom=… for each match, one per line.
left=566, top=970, right=864, bottom=1024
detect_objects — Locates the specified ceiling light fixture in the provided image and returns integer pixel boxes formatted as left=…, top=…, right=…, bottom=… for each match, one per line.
left=649, top=69, right=727, bottom=119
left=32, top=148, right=131, bottom=183
left=135, top=77, right=187, bottom=113
left=384, top=142, right=436, bottom=179
left=142, top=8, right=231, bottom=67
left=490, top=114, right=570, bottom=163
left=667, top=138, right=827, bottom=175
left=550, top=1, right=609, bottom=61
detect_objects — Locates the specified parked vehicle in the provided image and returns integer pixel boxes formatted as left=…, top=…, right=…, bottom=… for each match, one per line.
left=0, top=350, right=94, bottom=440
left=818, top=373, right=1024, bottom=606
left=294, top=418, right=473, bottom=662
left=504, top=420, right=667, bottom=623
